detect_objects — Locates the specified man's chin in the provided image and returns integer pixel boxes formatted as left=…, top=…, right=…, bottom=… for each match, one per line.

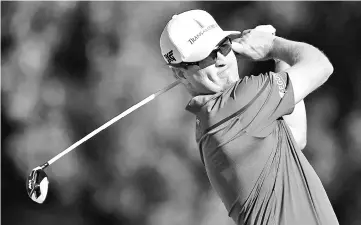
left=197, top=80, right=236, bottom=95
left=221, top=76, right=238, bottom=88
left=211, top=83, right=233, bottom=93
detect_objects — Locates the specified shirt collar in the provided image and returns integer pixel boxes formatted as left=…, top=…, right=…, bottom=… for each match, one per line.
left=185, top=93, right=221, bottom=114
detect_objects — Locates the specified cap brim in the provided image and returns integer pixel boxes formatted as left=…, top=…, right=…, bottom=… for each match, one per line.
left=185, top=30, right=241, bottom=62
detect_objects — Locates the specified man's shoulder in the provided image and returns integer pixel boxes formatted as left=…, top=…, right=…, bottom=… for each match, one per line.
left=185, top=72, right=273, bottom=115
left=229, top=73, right=272, bottom=105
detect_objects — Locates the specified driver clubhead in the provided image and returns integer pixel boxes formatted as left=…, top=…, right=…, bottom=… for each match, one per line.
left=26, top=167, right=49, bottom=204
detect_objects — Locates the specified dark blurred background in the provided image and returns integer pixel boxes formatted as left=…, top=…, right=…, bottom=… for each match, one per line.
left=2, top=1, right=361, bottom=225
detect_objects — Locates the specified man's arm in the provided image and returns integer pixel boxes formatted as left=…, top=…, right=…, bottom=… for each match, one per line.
left=270, top=37, right=334, bottom=104
left=232, top=30, right=333, bottom=104
left=232, top=28, right=332, bottom=149
left=275, top=60, right=307, bottom=150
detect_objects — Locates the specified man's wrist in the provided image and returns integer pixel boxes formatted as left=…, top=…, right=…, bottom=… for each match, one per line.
left=266, top=34, right=277, bottom=61
left=268, top=36, right=301, bottom=66
left=268, top=36, right=282, bottom=60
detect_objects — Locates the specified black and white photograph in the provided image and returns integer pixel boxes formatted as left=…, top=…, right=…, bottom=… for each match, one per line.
left=2, top=1, right=361, bottom=225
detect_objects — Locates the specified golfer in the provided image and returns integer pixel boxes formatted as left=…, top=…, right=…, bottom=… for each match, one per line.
left=160, top=9, right=339, bottom=225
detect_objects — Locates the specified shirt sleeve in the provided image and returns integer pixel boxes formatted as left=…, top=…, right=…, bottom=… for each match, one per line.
left=234, top=71, right=295, bottom=136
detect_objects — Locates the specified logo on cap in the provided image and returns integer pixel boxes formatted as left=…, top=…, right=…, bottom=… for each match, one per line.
left=188, top=24, right=218, bottom=45
left=164, top=50, right=176, bottom=64
left=194, top=20, right=204, bottom=28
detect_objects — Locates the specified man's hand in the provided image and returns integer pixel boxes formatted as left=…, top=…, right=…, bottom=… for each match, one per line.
left=232, top=25, right=276, bottom=61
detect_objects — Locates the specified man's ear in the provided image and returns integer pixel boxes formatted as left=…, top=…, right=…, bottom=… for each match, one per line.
left=170, top=67, right=196, bottom=96
left=170, top=67, right=179, bottom=80
left=171, top=67, right=187, bottom=80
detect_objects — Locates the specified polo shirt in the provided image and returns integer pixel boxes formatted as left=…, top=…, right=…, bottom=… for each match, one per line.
left=186, top=72, right=339, bottom=225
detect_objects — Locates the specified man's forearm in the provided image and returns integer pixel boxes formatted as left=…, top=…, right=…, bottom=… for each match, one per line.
left=270, top=37, right=325, bottom=66
left=270, top=36, right=333, bottom=82
left=268, top=36, right=333, bottom=104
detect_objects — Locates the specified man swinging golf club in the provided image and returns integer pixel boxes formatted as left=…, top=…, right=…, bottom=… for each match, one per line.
left=25, top=8, right=339, bottom=225
left=160, top=9, right=339, bottom=225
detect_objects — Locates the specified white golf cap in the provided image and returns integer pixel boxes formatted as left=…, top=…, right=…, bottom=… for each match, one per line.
left=160, top=10, right=240, bottom=65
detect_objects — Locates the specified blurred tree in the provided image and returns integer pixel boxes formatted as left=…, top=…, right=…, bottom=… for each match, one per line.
left=2, top=2, right=361, bottom=225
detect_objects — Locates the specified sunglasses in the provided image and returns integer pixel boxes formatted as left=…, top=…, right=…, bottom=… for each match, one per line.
left=169, top=37, right=232, bottom=70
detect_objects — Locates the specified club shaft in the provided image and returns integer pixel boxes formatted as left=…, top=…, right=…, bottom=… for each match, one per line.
left=43, top=80, right=180, bottom=168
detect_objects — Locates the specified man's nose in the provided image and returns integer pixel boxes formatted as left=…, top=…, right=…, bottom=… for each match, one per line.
left=215, top=51, right=226, bottom=67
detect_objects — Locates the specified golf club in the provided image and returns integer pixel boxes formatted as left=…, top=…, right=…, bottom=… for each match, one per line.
left=26, top=80, right=180, bottom=204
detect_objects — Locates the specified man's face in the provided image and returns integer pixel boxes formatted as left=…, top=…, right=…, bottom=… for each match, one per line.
left=181, top=38, right=239, bottom=94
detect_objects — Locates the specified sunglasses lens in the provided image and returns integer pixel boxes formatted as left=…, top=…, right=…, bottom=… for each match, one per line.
left=198, top=57, right=215, bottom=69
left=220, top=40, right=232, bottom=55
left=174, top=38, right=232, bottom=70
